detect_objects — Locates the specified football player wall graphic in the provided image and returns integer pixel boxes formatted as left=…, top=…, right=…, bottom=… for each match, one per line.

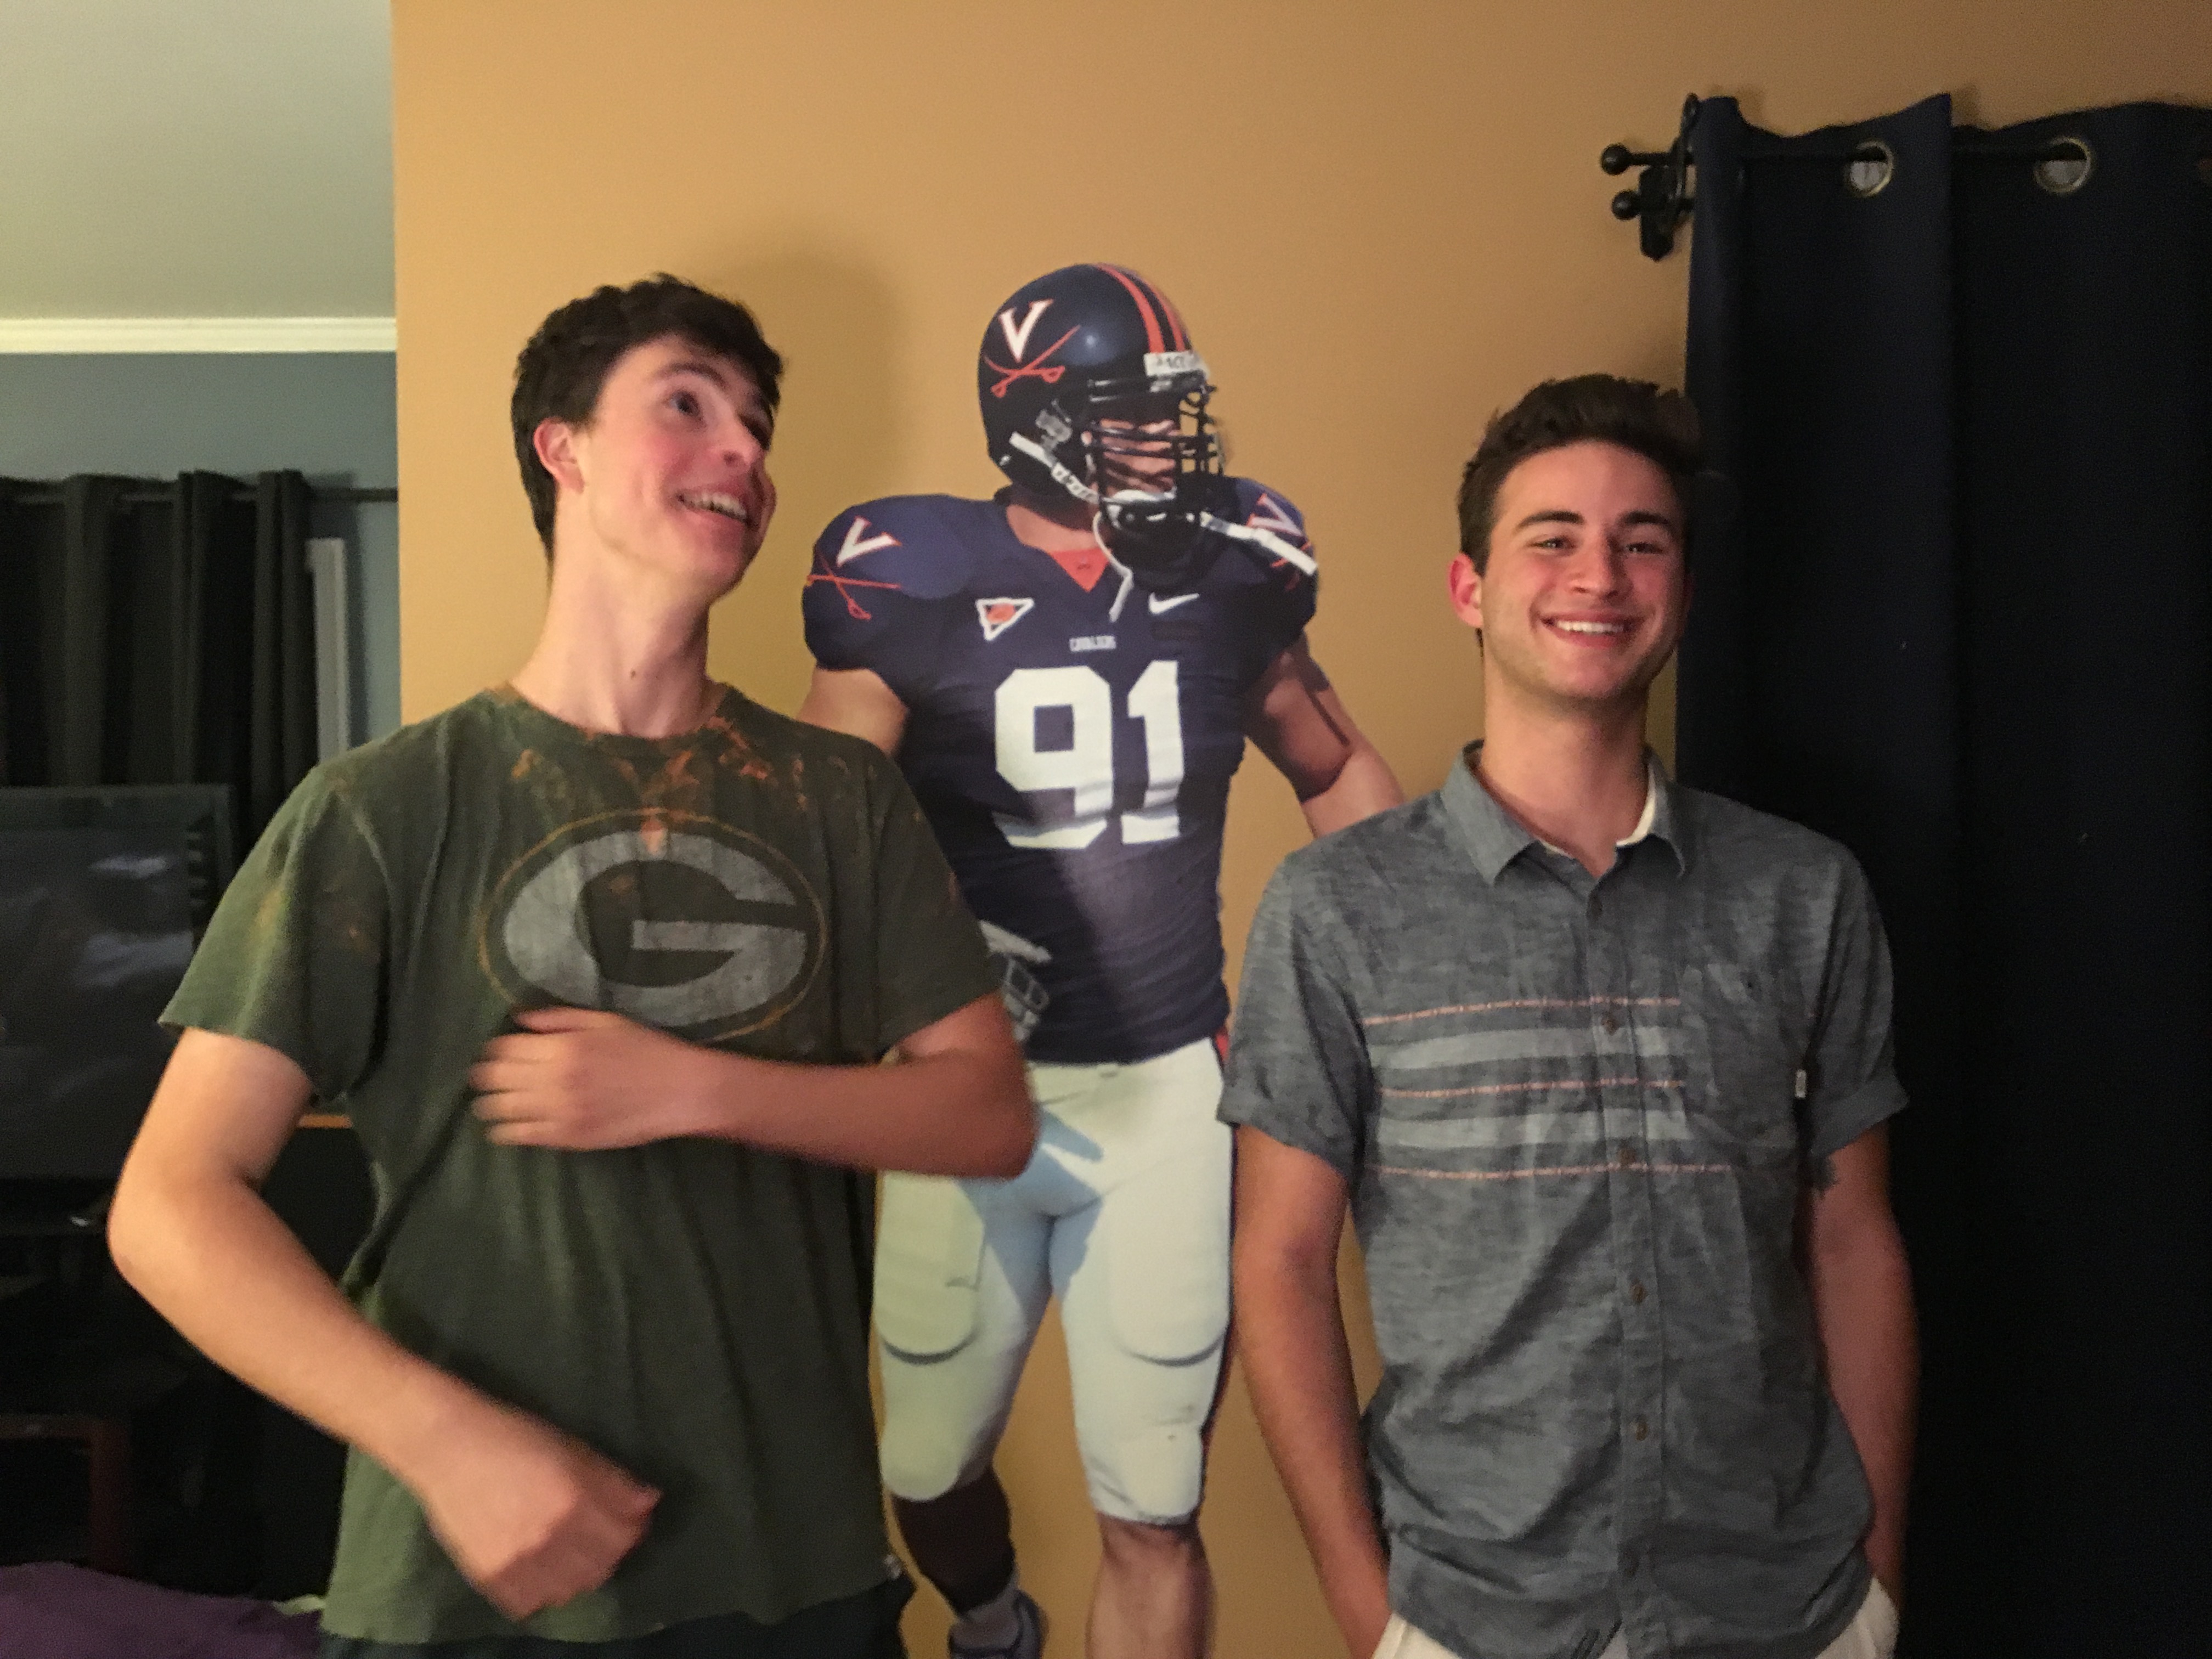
left=799, top=264, right=1403, bottom=1659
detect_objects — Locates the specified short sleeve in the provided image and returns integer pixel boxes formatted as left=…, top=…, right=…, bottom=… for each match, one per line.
left=861, top=751, right=997, bottom=1053
left=802, top=507, right=892, bottom=673
left=1801, top=853, right=1909, bottom=1160
left=801, top=506, right=953, bottom=704
left=1218, top=857, right=1372, bottom=1180
left=162, top=771, right=390, bottom=1102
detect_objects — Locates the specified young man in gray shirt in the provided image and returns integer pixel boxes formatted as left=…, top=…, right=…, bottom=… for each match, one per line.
left=1222, top=376, right=1917, bottom=1659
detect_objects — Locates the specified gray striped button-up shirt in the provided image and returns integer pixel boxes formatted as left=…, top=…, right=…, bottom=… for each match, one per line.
left=1222, top=753, right=1905, bottom=1659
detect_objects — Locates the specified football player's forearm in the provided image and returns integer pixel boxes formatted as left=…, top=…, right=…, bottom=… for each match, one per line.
left=110, top=1160, right=486, bottom=1492
left=684, top=1042, right=1035, bottom=1176
left=1237, top=1231, right=1392, bottom=1655
left=1299, top=739, right=1403, bottom=837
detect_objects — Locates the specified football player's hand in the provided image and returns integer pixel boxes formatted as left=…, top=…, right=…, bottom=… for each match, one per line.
left=409, top=1395, right=658, bottom=1620
left=470, top=1007, right=712, bottom=1150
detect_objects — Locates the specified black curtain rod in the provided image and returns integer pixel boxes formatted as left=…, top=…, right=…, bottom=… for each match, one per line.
left=1599, top=95, right=2143, bottom=261
left=1738, top=137, right=2094, bottom=164
left=4, top=484, right=397, bottom=508
left=1604, top=132, right=2093, bottom=178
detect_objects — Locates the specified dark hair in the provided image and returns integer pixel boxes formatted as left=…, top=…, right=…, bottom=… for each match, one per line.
left=1455, top=375, right=1702, bottom=573
left=510, top=274, right=785, bottom=551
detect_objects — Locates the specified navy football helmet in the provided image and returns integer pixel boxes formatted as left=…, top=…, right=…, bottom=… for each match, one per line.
left=978, top=263, right=1233, bottom=589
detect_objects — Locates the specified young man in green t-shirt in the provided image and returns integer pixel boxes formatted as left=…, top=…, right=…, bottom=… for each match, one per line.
left=107, top=275, right=1035, bottom=1658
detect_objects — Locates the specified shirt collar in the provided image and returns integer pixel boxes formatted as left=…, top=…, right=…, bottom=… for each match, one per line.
left=1441, top=743, right=1691, bottom=883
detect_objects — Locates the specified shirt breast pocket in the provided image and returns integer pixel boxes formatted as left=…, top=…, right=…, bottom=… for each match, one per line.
left=1679, top=963, right=1807, bottom=1162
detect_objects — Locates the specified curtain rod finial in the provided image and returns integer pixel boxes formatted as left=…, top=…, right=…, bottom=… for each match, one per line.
left=1600, top=95, right=1701, bottom=261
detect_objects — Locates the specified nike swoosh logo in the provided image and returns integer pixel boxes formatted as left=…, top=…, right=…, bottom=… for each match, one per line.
left=1148, top=592, right=1200, bottom=614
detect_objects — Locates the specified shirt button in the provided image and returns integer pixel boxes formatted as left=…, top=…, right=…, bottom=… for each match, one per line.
left=1616, top=1143, right=1638, bottom=1169
left=1632, top=1417, right=1649, bottom=1441
left=1601, top=1013, right=1621, bottom=1034
left=1588, top=895, right=1604, bottom=919
left=1630, top=1280, right=1647, bottom=1304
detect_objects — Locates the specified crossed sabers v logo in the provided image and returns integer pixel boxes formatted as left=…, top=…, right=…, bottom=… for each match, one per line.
left=805, top=552, right=901, bottom=622
left=984, top=299, right=1080, bottom=399
left=804, top=516, right=904, bottom=621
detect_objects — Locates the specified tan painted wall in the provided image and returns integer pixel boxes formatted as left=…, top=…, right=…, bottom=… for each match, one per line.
left=392, top=4, right=2211, bottom=1652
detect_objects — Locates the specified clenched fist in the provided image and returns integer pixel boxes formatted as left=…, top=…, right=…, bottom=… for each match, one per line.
left=411, top=1396, right=659, bottom=1620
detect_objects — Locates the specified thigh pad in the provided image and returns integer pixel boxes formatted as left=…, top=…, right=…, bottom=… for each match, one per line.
left=873, top=1172, right=988, bottom=1359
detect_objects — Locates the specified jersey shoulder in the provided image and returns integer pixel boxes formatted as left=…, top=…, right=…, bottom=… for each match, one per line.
left=809, top=494, right=1002, bottom=603
left=803, top=494, right=1010, bottom=676
left=1197, top=476, right=1318, bottom=593
left=1195, top=477, right=1319, bottom=652
left=1227, top=477, right=1313, bottom=554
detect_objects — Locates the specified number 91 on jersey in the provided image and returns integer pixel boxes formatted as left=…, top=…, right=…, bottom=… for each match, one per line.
left=992, top=661, right=1184, bottom=850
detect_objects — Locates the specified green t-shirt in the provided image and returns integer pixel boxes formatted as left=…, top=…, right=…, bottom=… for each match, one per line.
left=163, top=685, right=997, bottom=1645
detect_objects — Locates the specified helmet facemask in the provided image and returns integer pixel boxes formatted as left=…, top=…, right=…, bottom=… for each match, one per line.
left=1084, top=363, right=1233, bottom=591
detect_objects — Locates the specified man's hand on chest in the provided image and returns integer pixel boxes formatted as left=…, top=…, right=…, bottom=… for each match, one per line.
left=469, top=1006, right=725, bottom=1150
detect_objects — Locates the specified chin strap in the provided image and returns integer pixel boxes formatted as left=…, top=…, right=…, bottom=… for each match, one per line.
left=1196, top=510, right=1319, bottom=577
left=1010, top=433, right=1101, bottom=504
left=1091, top=511, right=1136, bottom=622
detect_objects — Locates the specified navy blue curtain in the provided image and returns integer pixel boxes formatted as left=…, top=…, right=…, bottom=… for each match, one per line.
left=1681, top=96, right=2212, bottom=1656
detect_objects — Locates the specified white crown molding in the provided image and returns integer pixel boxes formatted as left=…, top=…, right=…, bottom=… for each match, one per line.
left=0, top=315, right=396, bottom=354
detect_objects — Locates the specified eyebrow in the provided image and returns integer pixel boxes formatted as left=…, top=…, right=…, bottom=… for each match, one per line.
left=1511, top=507, right=1680, bottom=534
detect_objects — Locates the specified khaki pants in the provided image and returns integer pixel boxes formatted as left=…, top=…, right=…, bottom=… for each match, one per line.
left=1374, top=1580, right=1900, bottom=1659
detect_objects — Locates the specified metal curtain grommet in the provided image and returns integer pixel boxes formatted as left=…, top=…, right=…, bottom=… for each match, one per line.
left=1844, top=140, right=1895, bottom=199
left=2034, top=136, right=2094, bottom=195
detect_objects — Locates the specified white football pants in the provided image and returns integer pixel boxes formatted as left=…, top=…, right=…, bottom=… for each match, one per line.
left=874, top=1037, right=1229, bottom=1525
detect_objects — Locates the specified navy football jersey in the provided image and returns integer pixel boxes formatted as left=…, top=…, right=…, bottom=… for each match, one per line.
left=803, top=483, right=1317, bottom=1064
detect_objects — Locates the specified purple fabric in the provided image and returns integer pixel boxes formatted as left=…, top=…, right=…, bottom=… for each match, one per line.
left=0, top=1564, right=320, bottom=1659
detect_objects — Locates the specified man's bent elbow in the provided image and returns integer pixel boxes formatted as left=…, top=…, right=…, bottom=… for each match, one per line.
left=105, top=1166, right=173, bottom=1301
left=104, top=1200, right=144, bottom=1295
left=108, top=1149, right=255, bottom=1305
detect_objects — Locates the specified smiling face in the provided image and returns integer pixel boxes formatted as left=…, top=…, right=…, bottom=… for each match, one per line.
left=1451, top=439, right=1688, bottom=718
left=533, top=334, right=776, bottom=601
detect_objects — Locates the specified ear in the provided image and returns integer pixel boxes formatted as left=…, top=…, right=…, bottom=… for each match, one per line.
left=1447, top=551, right=1485, bottom=634
left=533, top=417, right=586, bottom=495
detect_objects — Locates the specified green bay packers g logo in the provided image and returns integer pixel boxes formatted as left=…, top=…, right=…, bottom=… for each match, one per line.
left=480, top=810, right=826, bottom=1042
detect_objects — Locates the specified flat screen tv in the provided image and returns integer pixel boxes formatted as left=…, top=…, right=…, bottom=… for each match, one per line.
left=0, top=786, right=235, bottom=1181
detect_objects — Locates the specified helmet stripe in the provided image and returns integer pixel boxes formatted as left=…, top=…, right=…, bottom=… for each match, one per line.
left=1096, top=264, right=1166, bottom=354
left=1130, top=269, right=1190, bottom=352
